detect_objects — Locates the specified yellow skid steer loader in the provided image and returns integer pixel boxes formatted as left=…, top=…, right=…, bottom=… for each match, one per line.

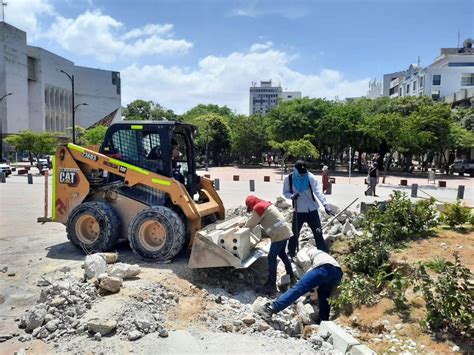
left=43, top=121, right=264, bottom=268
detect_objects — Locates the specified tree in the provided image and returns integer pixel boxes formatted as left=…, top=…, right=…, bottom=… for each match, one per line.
left=5, top=131, right=58, bottom=165
left=285, top=139, right=319, bottom=161
left=82, top=126, right=108, bottom=146
left=230, top=114, right=269, bottom=163
left=182, top=104, right=234, bottom=123
left=360, top=112, right=409, bottom=182
left=188, top=113, right=231, bottom=166
left=123, top=99, right=178, bottom=121
left=267, top=98, right=332, bottom=142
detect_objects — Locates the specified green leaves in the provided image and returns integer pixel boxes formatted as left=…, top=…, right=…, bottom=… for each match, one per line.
left=5, top=130, right=59, bottom=162
left=123, top=100, right=178, bottom=121
left=414, top=253, right=473, bottom=338
left=440, top=199, right=473, bottom=229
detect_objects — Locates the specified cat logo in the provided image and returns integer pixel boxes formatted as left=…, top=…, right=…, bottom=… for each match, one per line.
left=118, top=166, right=127, bottom=174
left=59, top=168, right=80, bottom=187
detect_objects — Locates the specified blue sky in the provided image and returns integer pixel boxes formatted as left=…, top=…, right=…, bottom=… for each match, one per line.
left=6, top=0, right=474, bottom=113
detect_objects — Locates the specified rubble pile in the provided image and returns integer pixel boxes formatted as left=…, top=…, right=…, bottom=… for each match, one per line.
left=113, top=284, right=177, bottom=341
left=16, top=270, right=99, bottom=343
left=15, top=255, right=143, bottom=344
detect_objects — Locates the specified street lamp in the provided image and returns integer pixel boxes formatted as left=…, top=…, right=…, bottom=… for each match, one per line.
left=74, top=102, right=88, bottom=112
left=0, top=92, right=13, bottom=102
left=58, top=69, right=76, bottom=143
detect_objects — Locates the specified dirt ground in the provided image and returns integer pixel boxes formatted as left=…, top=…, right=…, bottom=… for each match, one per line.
left=337, top=228, right=474, bottom=354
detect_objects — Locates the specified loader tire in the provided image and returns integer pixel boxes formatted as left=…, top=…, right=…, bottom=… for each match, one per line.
left=128, top=206, right=186, bottom=261
left=67, top=201, right=121, bottom=253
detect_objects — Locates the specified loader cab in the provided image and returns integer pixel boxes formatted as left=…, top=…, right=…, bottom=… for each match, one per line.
left=100, top=121, right=199, bottom=195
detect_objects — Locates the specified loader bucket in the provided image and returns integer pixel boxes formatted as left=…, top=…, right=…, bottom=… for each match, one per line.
left=188, top=222, right=268, bottom=269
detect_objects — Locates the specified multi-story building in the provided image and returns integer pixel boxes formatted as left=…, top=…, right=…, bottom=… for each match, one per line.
left=249, top=80, right=301, bottom=115
left=0, top=22, right=121, bottom=139
left=381, top=39, right=474, bottom=102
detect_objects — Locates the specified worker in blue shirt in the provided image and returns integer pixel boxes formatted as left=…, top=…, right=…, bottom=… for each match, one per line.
left=283, top=160, right=333, bottom=257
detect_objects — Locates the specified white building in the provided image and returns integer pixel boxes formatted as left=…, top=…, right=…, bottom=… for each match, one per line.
left=366, top=79, right=382, bottom=98
left=249, top=80, right=301, bottom=115
left=382, top=39, right=474, bottom=102
left=0, top=22, right=121, bottom=138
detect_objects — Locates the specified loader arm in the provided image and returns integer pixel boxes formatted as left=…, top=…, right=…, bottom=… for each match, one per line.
left=55, top=143, right=223, bottom=241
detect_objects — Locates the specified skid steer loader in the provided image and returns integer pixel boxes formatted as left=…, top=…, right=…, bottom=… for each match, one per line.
left=43, top=121, right=264, bottom=268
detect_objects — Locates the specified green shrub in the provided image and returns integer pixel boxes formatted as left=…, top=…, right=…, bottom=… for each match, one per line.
left=363, top=191, right=438, bottom=244
left=440, top=200, right=472, bottom=229
left=344, top=235, right=390, bottom=276
left=414, top=253, right=473, bottom=338
left=331, top=274, right=378, bottom=315
left=379, top=269, right=412, bottom=311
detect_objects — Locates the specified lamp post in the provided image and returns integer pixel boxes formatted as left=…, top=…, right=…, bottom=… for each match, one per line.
left=0, top=92, right=13, bottom=103
left=58, top=70, right=75, bottom=143
left=74, top=102, right=88, bottom=112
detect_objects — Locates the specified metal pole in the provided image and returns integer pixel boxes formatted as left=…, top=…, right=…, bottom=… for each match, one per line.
left=349, top=146, right=352, bottom=184
left=72, top=75, right=75, bottom=144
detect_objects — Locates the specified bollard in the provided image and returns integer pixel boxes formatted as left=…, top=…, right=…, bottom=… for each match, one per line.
left=457, top=185, right=465, bottom=199
left=0, top=172, right=5, bottom=183
left=214, top=178, right=220, bottom=191
left=411, top=183, right=418, bottom=197
left=27, top=173, right=33, bottom=184
left=263, top=176, right=270, bottom=182
left=249, top=180, right=255, bottom=192
left=438, top=180, right=446, bottom=188
left=233, top=175, right=239, bottom=181
left=400, top=179, right=408, bottom=186
left=329, top=177, right=336, bottom=184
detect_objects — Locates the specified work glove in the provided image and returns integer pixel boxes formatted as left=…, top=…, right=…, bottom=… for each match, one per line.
left=291, top=193, right=300, bottom=201
left=324, top=204, right=334, bottom=216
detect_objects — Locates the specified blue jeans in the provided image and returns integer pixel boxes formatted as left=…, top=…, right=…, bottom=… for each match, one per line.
left=271, top=264, right=343, bottom=321
left=288, top=209, right=329, bottom=256
left=268, top=239, right=293, bottom=284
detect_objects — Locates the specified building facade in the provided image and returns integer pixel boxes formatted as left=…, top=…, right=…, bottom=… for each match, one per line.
left=249, top=80, right=301, bottom=115
left=382, top=39, right=474, bottom=102
left=0, top=22, right=121, bottom=138
left=366, top=79, right=382, bottom=98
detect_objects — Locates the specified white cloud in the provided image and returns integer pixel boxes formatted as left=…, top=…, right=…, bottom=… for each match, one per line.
left=5, top=0, right=55, bottom=37
left=121, top=47, right=370, bottom=114
left=46, top=10, right=193, bottom=63
left=250, top=41, right=273, bottom=52
left=230, top=1, right=309, bottom=19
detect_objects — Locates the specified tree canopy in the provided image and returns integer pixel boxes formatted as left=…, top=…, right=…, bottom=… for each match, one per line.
left=123, top=100, right=178, bottom=121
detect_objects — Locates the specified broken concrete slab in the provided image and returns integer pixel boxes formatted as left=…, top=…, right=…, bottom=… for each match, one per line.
left=87, top=319, right=117, bottom=335
left=109, top=263, right=141, bottom=279
left=215, top=216, right=246, bottom=230
left=25, top=307, right=47, bottom=332
left=319, top=321, right=361, bottom=353
left=98, top=275, right=123, bottom=293
left=349, top=344, right=377, bottom=355
left=98, top=252, right=118, bottom=264
left=84, top=254, right=107, bottom=279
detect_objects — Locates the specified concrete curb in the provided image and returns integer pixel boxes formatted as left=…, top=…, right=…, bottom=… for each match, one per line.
left=320, top=321, right=376, bottom=354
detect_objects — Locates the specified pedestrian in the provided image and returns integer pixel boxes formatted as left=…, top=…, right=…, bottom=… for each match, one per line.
left=365, top=161, right=379, bottom=196
left=257, top=248, right=343, bottom=324
left=243, top=195, right=295, bottom=295
left=321, top=165, right=331, bottom=194
left=283, top=160, right=333, bottom=257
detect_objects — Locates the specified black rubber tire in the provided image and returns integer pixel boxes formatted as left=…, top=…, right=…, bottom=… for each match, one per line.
left=128, top=206, right=186, bottom=261
left=67, top=201, right=121, bottom=253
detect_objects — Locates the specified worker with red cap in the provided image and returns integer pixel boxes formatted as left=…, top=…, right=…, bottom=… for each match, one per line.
left=244, top=195, right=295, bottom=295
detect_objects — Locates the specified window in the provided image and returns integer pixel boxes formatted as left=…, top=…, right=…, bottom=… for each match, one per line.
left=461, top=74, right=474, bottom=86
left=432, top=74, right=441, bottom=86
left=431, top=90, right=440, bottom=101
left=448, top=62, right=474, bottom=67
left=399, top=87, right=402, bottom=96
left=406, top=84, right=410, bottom=94
left=27, top=57, right=38, bottom=80
left=412, top=81, right=416, bottom=91
left=419, top=77, right=424, bottom=88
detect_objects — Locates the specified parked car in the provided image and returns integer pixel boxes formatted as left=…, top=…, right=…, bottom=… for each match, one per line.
left=0, top=163, right=12, bottom=177
left=449, top=159, right=474, bottom=174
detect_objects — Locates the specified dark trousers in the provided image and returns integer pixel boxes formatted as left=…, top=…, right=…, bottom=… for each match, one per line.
left=272, top=264, right=343, bottom=321
left=268, top=239, right=293, bottom=284
left=288, top=209, right=329, bottom=256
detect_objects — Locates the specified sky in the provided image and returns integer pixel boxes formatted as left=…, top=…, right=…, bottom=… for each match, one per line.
left=5, top=0, right=474, bottom=114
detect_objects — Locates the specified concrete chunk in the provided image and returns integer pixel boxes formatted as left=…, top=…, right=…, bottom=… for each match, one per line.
left=215, top=216, right=246, bottom=230
left=319, top=321, right=360, bottom=353
left=349, top=344, right=376, bottom=355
